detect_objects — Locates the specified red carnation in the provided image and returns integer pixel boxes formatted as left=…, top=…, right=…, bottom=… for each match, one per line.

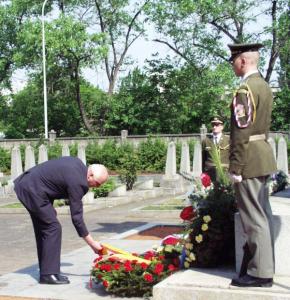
left=201, top=173, right=211, bottom=187
left=100, top=264, right=112, bottom=272
left=180, top=206, right=196, bottom=221
left=153, top=263, right=164, bottom=275
left=113, top=263, right=121, bottom=270
left=162, top=235, right=179, bottom=246
left=124, top=260, right=133, bottom=272
left=103, top=280, right=109, bottom=288
left=143, top=273, right=153, bottom=282
left=140, top=262, right=148, bottom=270
left=168, top=264, right=176, bottom=271
left=144, top=250, right=155, bottom=260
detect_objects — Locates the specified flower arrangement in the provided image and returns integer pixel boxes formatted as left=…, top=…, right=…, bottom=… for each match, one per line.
left=179, top=145, right=237, bottom=268
left=180, top=172, right=237, bottom=268
left=91, top=236, right=182, bottom=298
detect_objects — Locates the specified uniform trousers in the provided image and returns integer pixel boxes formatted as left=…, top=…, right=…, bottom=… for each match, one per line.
left=234, top=176, right=274, bottom=278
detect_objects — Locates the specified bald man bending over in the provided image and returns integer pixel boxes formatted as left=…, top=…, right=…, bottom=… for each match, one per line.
left=14, top=156, right=109, bottom=285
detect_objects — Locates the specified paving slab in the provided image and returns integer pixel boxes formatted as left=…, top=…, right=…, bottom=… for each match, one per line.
left=0, top=238, right=156, bottom=300
left=0, top=189, right=289, bottom=300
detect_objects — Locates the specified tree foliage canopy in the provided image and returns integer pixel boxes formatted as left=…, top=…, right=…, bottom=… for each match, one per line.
left=0, top=0, right=288, bottom=138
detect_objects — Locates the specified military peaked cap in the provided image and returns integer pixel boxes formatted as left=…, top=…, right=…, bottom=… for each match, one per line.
left=211, top=116, right=224, bottom=124
left=228, top=43, right=263, bottom=62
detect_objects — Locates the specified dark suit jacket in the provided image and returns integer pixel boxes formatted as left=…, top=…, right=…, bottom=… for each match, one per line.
left=14, top=156, right=89, bottom=237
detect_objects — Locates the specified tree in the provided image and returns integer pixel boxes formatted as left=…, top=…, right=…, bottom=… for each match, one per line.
left=75, top=0, right=150, bottom=95
left=3, top=76, right=107, bottom=138
left=146, top=0, right=288, bottom=83
left=0, top=0, right=46, bottom=90
left=104, top=58, right=234, bottom=135
left=16, top=14, right=108, bottom=133
left=58, top=0, right=150, bottom=134
left=271, top=5, right=290, bottom=131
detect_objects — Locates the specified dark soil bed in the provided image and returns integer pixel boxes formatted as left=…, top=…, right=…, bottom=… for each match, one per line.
left=124, top=225, right=184, bottom=240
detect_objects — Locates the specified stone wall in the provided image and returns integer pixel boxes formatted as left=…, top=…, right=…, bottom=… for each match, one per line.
left=0, top=132, right=201, bottom=150
left=0, top=130, right=288, bottom=150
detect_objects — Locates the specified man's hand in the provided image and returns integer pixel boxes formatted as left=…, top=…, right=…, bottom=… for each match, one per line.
left=90, top=240, right=103, bottom=254
left=229, top=173, right=242, bottom=183
left=83, top=234, right=103, bottom=254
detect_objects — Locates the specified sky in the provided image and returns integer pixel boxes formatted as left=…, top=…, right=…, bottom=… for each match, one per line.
left=10, top=1, right=279, bottom=92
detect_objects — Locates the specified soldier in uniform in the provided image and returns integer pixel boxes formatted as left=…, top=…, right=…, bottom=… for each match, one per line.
left=14, top=156, right=109, bottom=285
left=227, top=43, right=277, bottom=287
left=202, top=116, right=230, bottom=182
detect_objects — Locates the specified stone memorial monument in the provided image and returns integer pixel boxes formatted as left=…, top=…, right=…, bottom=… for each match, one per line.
left=180, top=142, right=191, bottom=174
left=192, top=140, right=202, bottom=177
left=77, top=144, right=86, bottom=165
left=62, top=144, right=70, bottom=157
left=38, top=144, right=48, bottom=164
left=277, top=137, right=289, bottom=175
left=24, top=145, right=36, bottom=171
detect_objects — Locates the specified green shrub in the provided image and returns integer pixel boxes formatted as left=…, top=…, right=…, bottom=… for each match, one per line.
left=69, top=143, right=78, bottom=157
left=118, top=149, right=139, bottom=190
left=91, top=177, right=116, bottom=198
left=19, top=144, right=26, bottom=170
left=0, top=147, right=10, bottom=173
left=48, top=143, right=62, bottom=160
left=86, top=142, right=102, bottom=165
left=137, top=138, right=167, bottom=172
left=98, top=140, right=119, bottom=170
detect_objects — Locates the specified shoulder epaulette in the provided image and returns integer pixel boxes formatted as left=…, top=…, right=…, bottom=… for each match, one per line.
left=232, top=82, right=256, bottom=127
left=237, top=88, right=248, bottom=94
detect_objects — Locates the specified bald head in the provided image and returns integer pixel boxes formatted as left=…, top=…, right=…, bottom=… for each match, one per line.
left=240, top=51, right=260, bottom=66
left=87, top=164, right=109, bottom=187
left=231, top=50, right=260, bottom=77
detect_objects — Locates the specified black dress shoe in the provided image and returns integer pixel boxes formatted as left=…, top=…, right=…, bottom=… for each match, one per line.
left=39, top=274, right=70, bottom=285
left=56, top=274, right=69, bottom=281
left=231, top=274, right=273, bottom=287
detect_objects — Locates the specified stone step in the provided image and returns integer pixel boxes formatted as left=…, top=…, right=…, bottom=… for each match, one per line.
left=153, top=268, right=290, bottom=300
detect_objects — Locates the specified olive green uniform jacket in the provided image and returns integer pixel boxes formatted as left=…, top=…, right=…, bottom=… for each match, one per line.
left=202, top=134, right=230, bottom=181
left=229, top=73, right=277, bottom=178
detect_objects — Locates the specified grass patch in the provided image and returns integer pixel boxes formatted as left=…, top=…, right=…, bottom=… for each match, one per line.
left=163, top=198, right=186, bottom=205
left=141, top=204, right=184, bottom=211
left=1, top=200, right=67, bottom=209
left=2, top=203, right=24, bottom=208
left=53, top=199, right=67, bottom=207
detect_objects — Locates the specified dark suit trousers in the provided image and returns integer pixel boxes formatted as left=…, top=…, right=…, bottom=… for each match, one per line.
left=19, top=195, right=62, bottom=276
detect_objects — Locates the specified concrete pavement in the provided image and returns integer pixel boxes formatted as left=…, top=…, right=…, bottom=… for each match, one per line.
left=0, top=194, right=181, bottom=275
left=0, top=189, right=290, bottom=300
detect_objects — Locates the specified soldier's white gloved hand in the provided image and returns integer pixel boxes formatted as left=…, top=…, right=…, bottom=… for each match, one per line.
left=229, top=173, right=242, bottom=183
